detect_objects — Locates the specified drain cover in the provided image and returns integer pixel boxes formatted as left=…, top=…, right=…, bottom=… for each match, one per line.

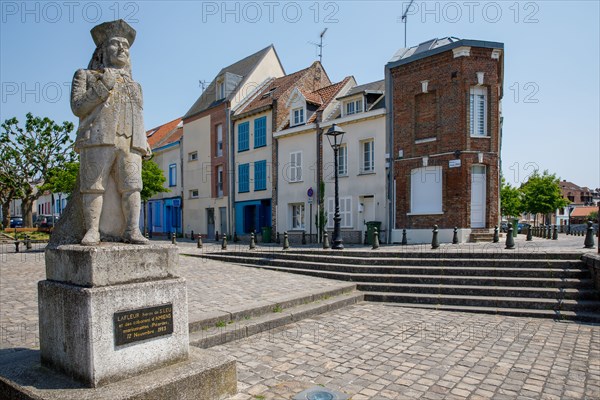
left=292, top=386, right=349, bottom=400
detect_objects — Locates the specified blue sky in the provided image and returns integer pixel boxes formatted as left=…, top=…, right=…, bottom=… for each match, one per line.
left=1, top=1, right=599, bottom=189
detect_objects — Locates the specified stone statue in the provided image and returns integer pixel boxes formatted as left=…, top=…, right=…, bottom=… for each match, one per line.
left=49, top=20, right=150, bottom=247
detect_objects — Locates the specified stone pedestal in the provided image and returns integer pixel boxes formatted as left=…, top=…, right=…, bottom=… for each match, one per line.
left=0, top=243, right=237, bottom=399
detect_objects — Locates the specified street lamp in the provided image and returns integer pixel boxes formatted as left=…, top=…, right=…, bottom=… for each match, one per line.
left=325, top=123, right=345, bottom=250
left=567, top=205, right=574, bottom=234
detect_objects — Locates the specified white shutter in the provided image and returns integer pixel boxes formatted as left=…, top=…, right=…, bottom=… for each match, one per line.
left=297, top=152, right=302, bottom=181
left=290, top=153, right=296, bottom=182
left=344, top=197, right=352, bottom=228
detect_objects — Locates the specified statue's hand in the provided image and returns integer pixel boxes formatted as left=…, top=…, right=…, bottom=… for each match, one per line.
left=100, top=69, right=117, bottom=91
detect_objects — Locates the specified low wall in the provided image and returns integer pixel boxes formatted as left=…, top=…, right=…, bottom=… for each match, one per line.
left=582, top=253, right=600, bottom=291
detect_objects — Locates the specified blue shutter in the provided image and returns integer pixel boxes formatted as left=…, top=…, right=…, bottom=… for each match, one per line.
left=254, top=117, right=267, bottom=148
left=239, top=164, right=249, bottom=193
left=254, top=160, right=267, bottom=191
left=238, top=122, right=249, bottom=152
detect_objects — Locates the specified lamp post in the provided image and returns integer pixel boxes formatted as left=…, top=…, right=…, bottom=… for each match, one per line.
left=567, top=205, right=574, bottom=234
left=325, top=123, right=345, bottom=250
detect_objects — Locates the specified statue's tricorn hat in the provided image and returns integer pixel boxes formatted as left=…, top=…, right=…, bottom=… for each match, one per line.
left=90, top=19, right=136, bottom=47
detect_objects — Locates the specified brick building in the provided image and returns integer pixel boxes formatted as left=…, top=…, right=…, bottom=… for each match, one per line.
left=386, top=37, right=504, bottom=243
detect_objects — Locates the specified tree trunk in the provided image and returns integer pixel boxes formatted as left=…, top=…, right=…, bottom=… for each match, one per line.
left=1, top=200, right=10, bottom=229
left=21, top=198, right=34, bottom=227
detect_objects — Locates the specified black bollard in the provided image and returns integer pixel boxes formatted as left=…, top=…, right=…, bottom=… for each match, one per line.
left=171, top=232, right=177, bottom=244
left=234, top=232, right=239, bottom=242
left=372, top=227, right=380, bottom=250
left=323, top=230, right=330, bottom=249
left=584, top=221, right=595, bottom=249
left=364, top=230, right=368, bottom=245
left=546, top=225, right=552, bottom=239
left=249, top=232, right=256, bottom=250
left=401, top=229, right=408, bottom=245
left=276, top=232, right=280, bottom=244
left=505, top=223, right=515, bottom=249
left=493, top=225, right=499, bottom=243
left=283, top=231, right=290, bottom=250
left=302, top=230, right=306, bottom=245
left=145, top=231, right=150, bottom=240
left=191, top=230, right=194, bottom=242
left=222, top=233, right=228, bottom=250
left=197, top=235, right=203, bottom=248
left=452, top=227, right=459, bottom=244
left=526, top=225, right=532, bottom=241
left=552, top=225, right=558, bottom=240
left=215, top=231, right=220, bottom=242
left=431, top=225, right=439, bottom=250
left=15, top=240, right=19, bottom=253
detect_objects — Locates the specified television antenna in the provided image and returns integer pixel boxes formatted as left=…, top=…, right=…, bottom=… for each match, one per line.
left=198, top=80, right=209, bottom=92
left=401, top=0, right=415, bottom=48
left=309, top=28, right=328, bottom=63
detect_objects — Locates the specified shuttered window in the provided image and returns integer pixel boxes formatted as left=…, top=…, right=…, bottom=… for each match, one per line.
left=254, top=117, right=267, bottom=148
left=327, top=197, right=352, bottom=228
left=254, top=160, right=267, bottom=191
left=289, top=151, right=302, bottom=182
left=470, top=87, right=487, bottom=136
left=238, top=163, right=250, bottom=193
left=238, top=122, right=249, bottom=152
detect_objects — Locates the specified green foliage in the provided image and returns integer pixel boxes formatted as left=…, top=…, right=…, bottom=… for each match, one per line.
left=0, top=113, right=75, bottom=226
left=588, top=211, right=598, bottom=222
left=500, top=177, right=524, bottom=218
left=42, top=161, right=80, bottom=197
left=140, top=159, right=170, bottom=202
left=520, top=170, right=569, bottom=218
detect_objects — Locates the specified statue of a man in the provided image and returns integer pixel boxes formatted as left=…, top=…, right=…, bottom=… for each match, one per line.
left=71, top=20, right=150, bottom=245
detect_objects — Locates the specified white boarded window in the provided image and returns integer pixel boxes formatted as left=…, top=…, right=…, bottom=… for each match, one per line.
left=327, top=196, right=352, bottom=228
left=338, top=144, right=347, bottom=176
left=216, top=124, right=223, bottom=156
left=410, top=166, right=442, bottom=214
left=361, top=139, right=374, bottom=173
left=289, top=151, right=302, bottom=182
left=470, top=87, right=487, bottom=136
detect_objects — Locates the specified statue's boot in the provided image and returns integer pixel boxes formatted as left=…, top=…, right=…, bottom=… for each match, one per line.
left=122, top=191, right=149, bottom=244
left=81, top=193, right=103, bottom=246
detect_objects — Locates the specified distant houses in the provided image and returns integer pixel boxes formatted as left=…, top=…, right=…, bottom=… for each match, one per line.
left=144, top=37, right=506, bottom=243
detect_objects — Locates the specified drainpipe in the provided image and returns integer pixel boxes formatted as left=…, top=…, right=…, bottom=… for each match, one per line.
left=227, top=106, right=235, bottom=236
left=315, top=109, right=324, bottom=243
left=385, top=65, right=394, bottom=243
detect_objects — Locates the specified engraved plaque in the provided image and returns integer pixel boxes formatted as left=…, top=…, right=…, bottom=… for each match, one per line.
left=114, top=304, right=173, bottom=346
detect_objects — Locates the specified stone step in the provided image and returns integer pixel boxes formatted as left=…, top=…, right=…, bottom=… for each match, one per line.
left=381, top=303, right=600, bottom=323
left=199, top=254, right=590, bottom=279
left=355, top=282, right=599, bottom=300
left=363, top=291, right=600, bottom=312
left=188, top=291, right=364, bottom=349
left=205, top=251, right=584, bottom=268
left=209, top=261, right=591, bottom=289
left=187, top=283, right=357, bottom=333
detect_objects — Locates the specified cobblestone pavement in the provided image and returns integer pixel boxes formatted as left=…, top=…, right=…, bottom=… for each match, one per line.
left=221, top=303, right=599, bottom=400
left=0, top=248, right=350, bottom=349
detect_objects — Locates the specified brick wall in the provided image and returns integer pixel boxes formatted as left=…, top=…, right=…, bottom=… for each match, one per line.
left=391, top=45, right=502, bottom=229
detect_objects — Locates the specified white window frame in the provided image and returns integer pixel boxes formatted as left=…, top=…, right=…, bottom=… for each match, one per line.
left=189, top=189, right=199, bottom=199
left=344, top=97, right=363, bottom=117
left=216, top=79, right=225, bottom=100
left=291, top=107, right=305, bottom=126
left=217, top=165, right=224, bottom=197
left=338, top=144, right=348, bottom=176
left=327, top=196, right=353, bottom=228
left=361, top=139, right=375, bottom=173
left=470, top=86, right=488, bottom=137
left=188, top=151, right=198, bottom=161
left=216, top=124, right=223, bottom=157
left=410, top=166, right=443, bottom=214
left=291, top=203, right=305, bottom=230
left=289, top=151, right=303, bottom=183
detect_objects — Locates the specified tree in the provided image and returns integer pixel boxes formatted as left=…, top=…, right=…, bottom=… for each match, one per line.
left=140, top=159, right=170, bottom=234
left=43, top=161, right=80, bottom=197
left=0, top=173, right=23, bottom=229
left=521, top=170, right=569, bottom=226
left=588, top=210, right=598, bottom=223
left=0, top=113, right=75, bottom=227
left=500, top=177, right=523, bottom=219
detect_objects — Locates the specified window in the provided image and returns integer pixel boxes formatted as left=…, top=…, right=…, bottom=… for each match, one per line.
left=238, top=163, right=249, bottom=193
left=344, top=98, right=363, bottom=116
left=169, top=164, right=177, bottom=187
left=254, top=116, right=267, bottom=148
left=216, top=124, right=223, bottom=156
left=361, top=139, right=375, bottom=173
left=410, top=166, right=442, bottom=214
left=238, top=122, right=249, bottom=152
left=217, top=166, right=224, bottom=197
left=189, top=189, right=199, bottom=199
left=289, top=151, right=302, bottom=182
left=217, top=79, right=225, bottom=100
left=470, top=87, right=487, bottom=136
left=327, top=197, right=352, bottom=228
left=188, top=151, right=198, bottom=161
left=291, top=203, right=305, bottom=229
left=254, top=160, right=267, bottom=191
left=338, top=144, right=348, bottom=176
left=292, top=107, right=304, bottom=126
